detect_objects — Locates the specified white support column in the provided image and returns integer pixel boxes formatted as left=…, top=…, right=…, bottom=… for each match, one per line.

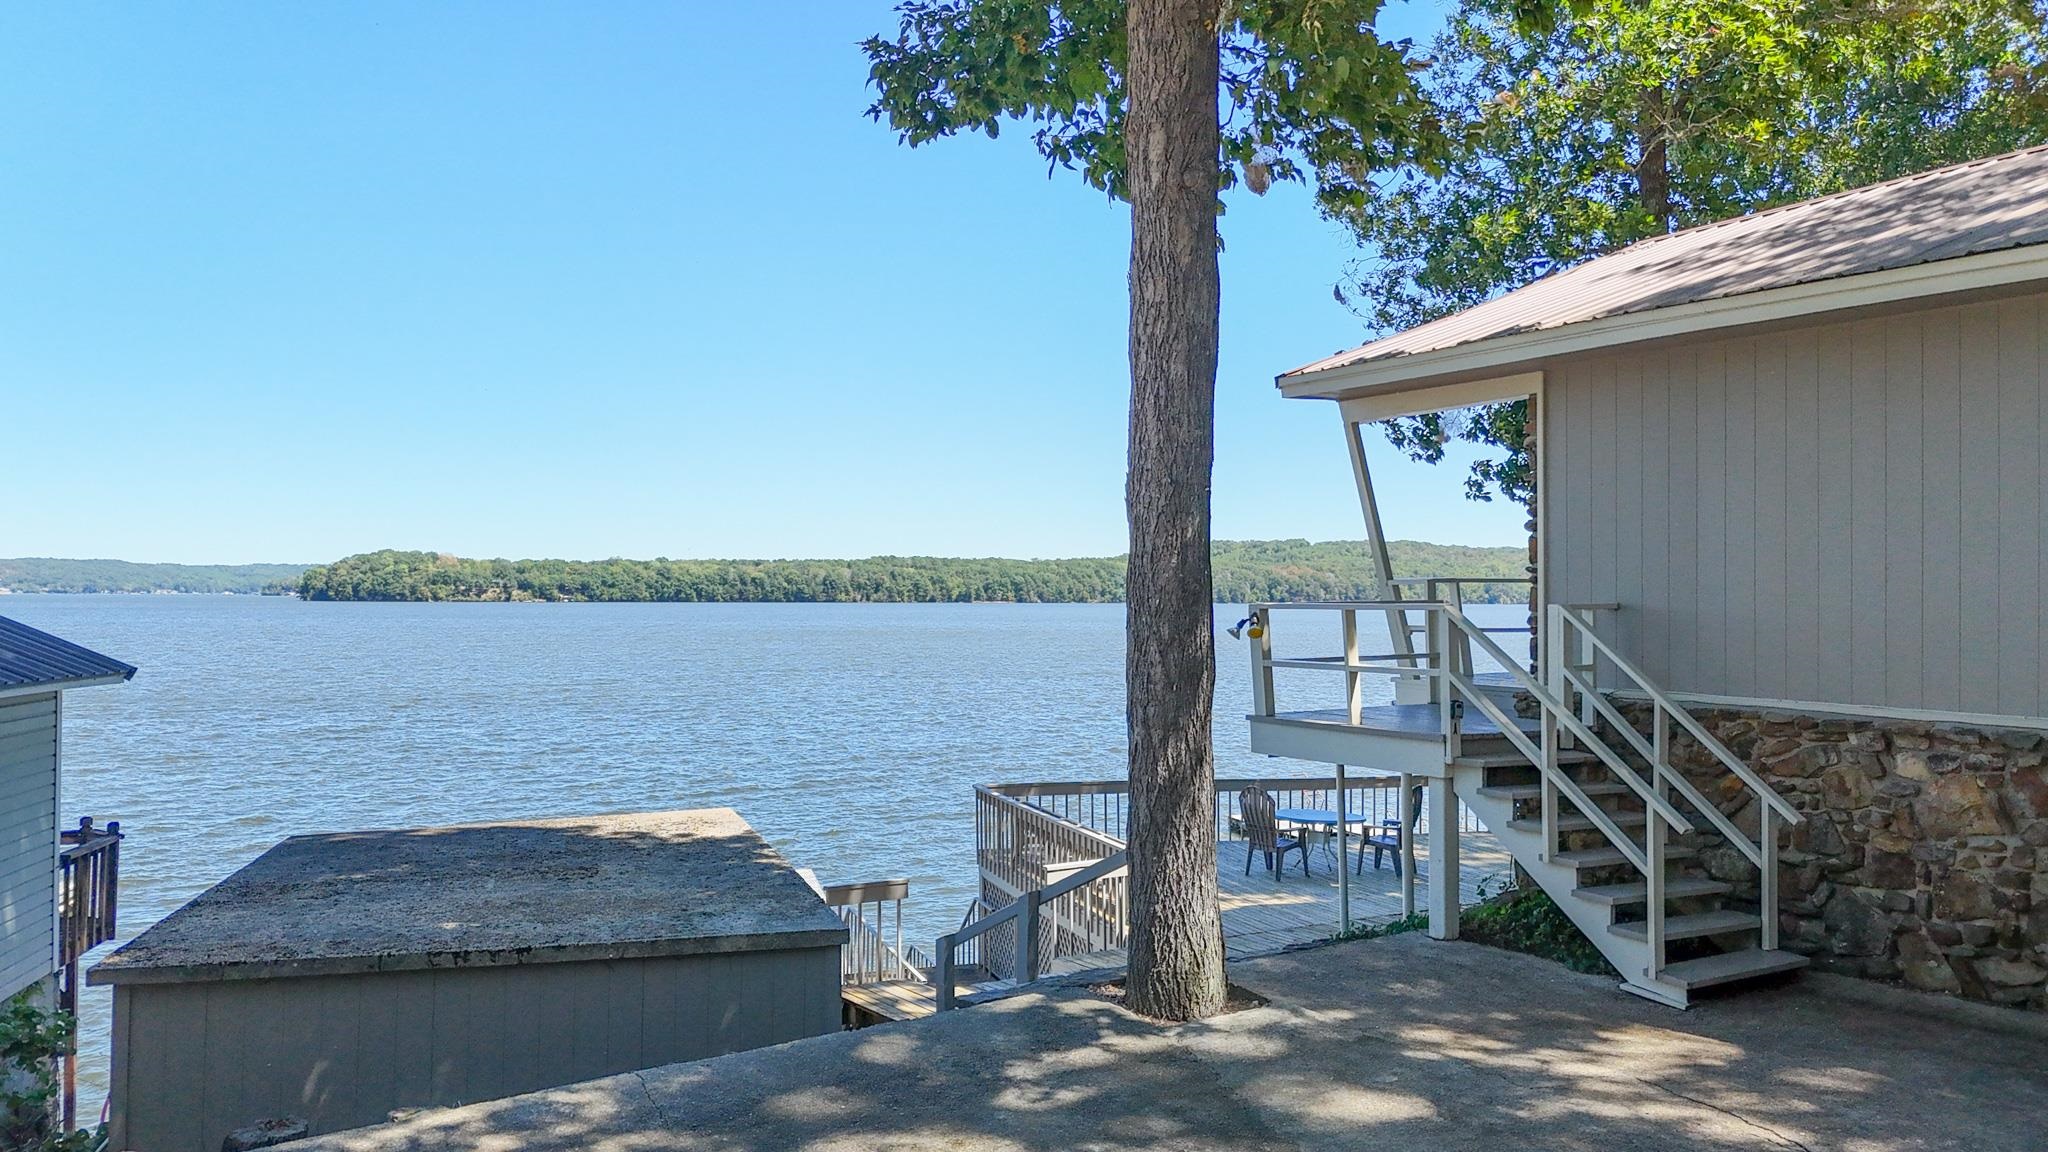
left=1335, top=763, right=1351, bottom=933
left=1426, top=777, right=1460, bottom=940
left=1398, top=772, right=1416, bottom=918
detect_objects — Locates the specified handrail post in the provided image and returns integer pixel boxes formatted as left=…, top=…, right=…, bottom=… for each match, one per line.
left=1342, top=609, right=1361, bottom=724
left=1249, top=607, right=1275, bottom=717
left=935, top=934, right=957, bottom=1011
left=1761, top=806, right=1779, bottom=950
left=1434, top=607, right=1461, bottom=762
left=1648, top=705, right=1669, bottom=982
left=1014, top=888, right=1042, bottom=985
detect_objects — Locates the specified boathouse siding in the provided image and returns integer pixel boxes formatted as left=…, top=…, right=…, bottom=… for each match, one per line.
left=108, top=945, right=840, bottom=1149
left=1543, top=288, right=2048, bottom=723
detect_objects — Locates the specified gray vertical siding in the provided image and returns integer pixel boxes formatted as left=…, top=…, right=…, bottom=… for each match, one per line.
left=0, top=693, right=58, bottom=1000
left=110, top=945, right=844, bottom=1152
left=1544, top=290, right=2048, bottom=719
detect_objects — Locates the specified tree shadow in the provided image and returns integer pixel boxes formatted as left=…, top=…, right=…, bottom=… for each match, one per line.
left=285, top=930, right=2048, bottom=1152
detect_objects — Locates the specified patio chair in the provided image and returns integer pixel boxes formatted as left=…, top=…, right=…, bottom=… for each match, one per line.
left=1239, top=787, right=1310, bottom=880
left=1358, top=782, right=1425, bottom=877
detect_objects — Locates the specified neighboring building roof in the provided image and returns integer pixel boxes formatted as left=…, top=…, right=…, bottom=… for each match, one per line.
left=1285, top=144, right=2048, bottom=390
left=0, top=615, right=136, bottom=695
left=90, top=808, right=848, bottom=985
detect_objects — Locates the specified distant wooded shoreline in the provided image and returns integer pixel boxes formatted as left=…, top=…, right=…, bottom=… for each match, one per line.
left=0, top=542, right=1532, bottom=603
left=291, top=542, right=1531, bottom=604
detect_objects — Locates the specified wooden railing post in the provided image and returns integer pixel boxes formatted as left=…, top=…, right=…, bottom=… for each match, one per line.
left=1014, top=889, right=1042, bottom=984
left=935, top=934, right=957, bottom=1011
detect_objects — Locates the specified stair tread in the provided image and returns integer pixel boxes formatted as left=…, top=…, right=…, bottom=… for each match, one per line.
left=1609, top=910, right=1761, bottom=942
left=1477, top=782, right=1634, bottom=801
left=1554, top=844, right=1697, bottom=869
left=1453, top=750, right=1597, bottom=769
left=1657, top=948, right=1809, bottom=990
left=1508, top=811, right=1647, bottom=834
left=1572, top=878, right=1732, bottom=906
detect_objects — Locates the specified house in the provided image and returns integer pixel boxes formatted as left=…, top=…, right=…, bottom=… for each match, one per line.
left=90, top=807, right=849, bottom=1152
left=0, top=616, right=133, bottom=1125
left=0, top=616, right=133, bottom=1006
left=1247, top=145, right=2048, bottom=1008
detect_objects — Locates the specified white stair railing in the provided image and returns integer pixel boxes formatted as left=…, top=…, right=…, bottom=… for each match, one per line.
left=933, top=850, right=1129, bottom=1011
left=1434, top=604, right=1703, bottom=983
left=1549, top=605, right=1805, bottom=950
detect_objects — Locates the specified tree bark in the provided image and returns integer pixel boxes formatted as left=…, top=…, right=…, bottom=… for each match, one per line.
left=1636, top=85, right=1673, bottom=232
left=1122, top=0, right=1227, bottom=1022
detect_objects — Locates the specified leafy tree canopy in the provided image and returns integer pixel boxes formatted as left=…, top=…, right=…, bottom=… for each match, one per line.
left=1346, top=0, right=2048, bottom=503
left=862, top=0, right=1513, bottom=214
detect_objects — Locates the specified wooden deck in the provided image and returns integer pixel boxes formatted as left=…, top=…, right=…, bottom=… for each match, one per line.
left=1217, top=830, right=1513, bottom=958
left=1269, top=702, right=1536, bottom=739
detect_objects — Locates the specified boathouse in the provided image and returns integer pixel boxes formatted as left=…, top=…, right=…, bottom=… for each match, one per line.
left=1240, top=145, right=2048, bottom=1007
left=91, top=808, right=847, bottom=1152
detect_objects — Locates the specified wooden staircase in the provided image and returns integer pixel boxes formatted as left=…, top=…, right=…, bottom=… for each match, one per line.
left=1240, top=597, right=1811, bottom=1008
left=1456, top=746, right=1806, bottom=1006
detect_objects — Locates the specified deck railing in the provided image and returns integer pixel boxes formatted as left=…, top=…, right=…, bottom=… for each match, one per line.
left=974, top=787, right=1128, bottom=978
left=822, top=878, right=922, bottom=985
left=59, top=816, right=121, bottom=968
left=57, top=816, right=122, bottom=1129
left=986, top=776, right=1480, bottom=844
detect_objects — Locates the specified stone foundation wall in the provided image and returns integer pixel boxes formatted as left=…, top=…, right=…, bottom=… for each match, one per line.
left=1612, top=702, right=2048, bottom=1009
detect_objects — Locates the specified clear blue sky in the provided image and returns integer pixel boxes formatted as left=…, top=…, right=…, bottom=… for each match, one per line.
left=1, top=1, right=1523, bottom=564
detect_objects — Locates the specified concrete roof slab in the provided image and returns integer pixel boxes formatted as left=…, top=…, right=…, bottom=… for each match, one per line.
left=91, top=808, right=846, bottom=985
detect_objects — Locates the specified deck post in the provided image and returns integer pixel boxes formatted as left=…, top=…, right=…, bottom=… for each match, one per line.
left=1248, top=608, right=1275, bottom=717
left=1335, top=763, right=1351, bottom=933
left=1426, top=777, right=1460, bottom=940
left=1014, top=889, right=1042, bottom=984
left=1398, top=771, right=1416, bottom=918
left=935, top=934, right=957, bottom=1011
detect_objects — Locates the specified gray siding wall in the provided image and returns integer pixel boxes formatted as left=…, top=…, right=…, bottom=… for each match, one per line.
left=1544, top=289, right=2048, bottom=718
left=110, top=945, right=842, bottom=1152
left=0, top=694, right=58, bottom=1000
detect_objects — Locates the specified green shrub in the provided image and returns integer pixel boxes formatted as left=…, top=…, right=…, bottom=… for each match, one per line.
left=2, top=991, right=102, bottom=1152
left=1460, top=883, right=1618, bottom=977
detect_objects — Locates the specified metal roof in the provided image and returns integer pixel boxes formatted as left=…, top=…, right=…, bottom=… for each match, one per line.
left=1286, top=143, right=2048, bottom=380
left=0, top=615, right=136, bottom=693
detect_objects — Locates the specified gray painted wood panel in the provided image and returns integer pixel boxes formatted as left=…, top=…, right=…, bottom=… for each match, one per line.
left=1545, top=290, right=2048, bottom=718
left=110, top=946, right=842, bottom=1152
left=0, top=695, right=56, bottom=1001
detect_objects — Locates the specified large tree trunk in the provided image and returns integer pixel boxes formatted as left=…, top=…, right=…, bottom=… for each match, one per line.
left=1122, top=0, right=1226, bottom=1022
left=1636, top=85, right=1673, bottom=232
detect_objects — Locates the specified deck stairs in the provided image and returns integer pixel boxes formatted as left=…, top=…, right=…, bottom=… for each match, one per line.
left=1245, top=599, right=1810, bottom=1008
left=1447, top=607, right=1809, bottom=1006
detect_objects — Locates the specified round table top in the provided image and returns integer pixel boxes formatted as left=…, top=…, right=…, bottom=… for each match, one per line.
left=1274, top=807, right=1377, bottom=826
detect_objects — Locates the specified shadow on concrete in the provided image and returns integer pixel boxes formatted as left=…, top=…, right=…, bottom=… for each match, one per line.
left=285, top=929, right=2048, bottom=1151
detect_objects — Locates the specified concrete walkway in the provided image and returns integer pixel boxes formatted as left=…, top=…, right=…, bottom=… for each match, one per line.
left=292, top=933, right=2048, bottom=1152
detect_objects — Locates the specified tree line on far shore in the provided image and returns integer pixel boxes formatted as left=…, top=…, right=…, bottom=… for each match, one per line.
left=294, top=541, right=1531, bottom=604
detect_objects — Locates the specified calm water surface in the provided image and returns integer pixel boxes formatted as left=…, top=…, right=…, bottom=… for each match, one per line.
left=1, top=594, right=1522, bottom=1114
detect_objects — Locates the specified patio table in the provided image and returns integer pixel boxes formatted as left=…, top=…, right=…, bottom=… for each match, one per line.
left=1273, top=808, right=1373, bottom=870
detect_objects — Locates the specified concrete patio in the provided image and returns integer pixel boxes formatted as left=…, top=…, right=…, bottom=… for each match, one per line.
left=291, top=932, right=2048, bottom=1151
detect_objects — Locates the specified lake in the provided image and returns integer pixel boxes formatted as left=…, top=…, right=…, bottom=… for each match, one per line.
left=0, top=593, right=1525, bottom=1116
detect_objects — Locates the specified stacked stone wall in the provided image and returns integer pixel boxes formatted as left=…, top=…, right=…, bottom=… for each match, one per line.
left=1608, top=702, right=2047, bottom=1008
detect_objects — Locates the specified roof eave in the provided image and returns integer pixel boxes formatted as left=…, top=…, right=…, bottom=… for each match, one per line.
left=0, top=672, right=134, bottom=701
left=1277, top=242, right=2048, bottom=403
